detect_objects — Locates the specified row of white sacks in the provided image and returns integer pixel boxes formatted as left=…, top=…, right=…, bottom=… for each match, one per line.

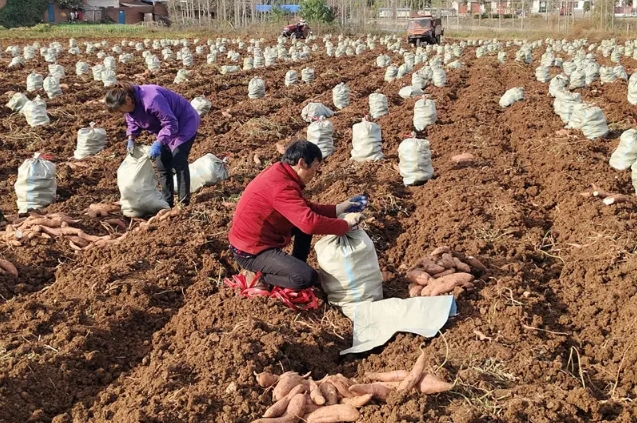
left=14, top=150, right=228, bottom=216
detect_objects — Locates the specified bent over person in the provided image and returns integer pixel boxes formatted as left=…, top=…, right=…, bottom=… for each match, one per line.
left=228, top=140, right=367, bottom=293
left=105, top=82, right=201, bottom=208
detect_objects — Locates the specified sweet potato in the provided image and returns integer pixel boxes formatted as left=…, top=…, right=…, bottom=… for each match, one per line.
left=408, top=283, right=423, bottom=297
left=349, top=383, right=391, bottom=401
left=104, top=219, right=127, bottom=231
left=421, top=273, right=475, bottom=296
left=325, top=376, right=353, bottom=398
left=464, top=256, right=487, bottom=272
left=341, top=393, right=373, bottom=407
left=256, top=372, right=280, bottom=388
left=0, top=259, right=18, bottom=277
left=273, top=374, right=304, bottom=401
left=285, top=393, right=306, bottom=419
left=68, top=236, right=89, bottom=248
left=79, top=233, right=109, bottom=243
left=304, top=403, right=323, bottom=414
left=69, top=240, right=83, bottom=251
left=418, top=373, right=453, bottom=394
left=365, top=370, right=409, bottom=382
left=451, top=153, right=475, bottom=164
left=306, top=404, right=360, bottom=423
left=432, top=269, right=455, bottom=279
left=438, top=253, right=456, bottom=269
left=452, top=257, right=472, bottom=273
left=319, top=382, right=338, bottom=405
left=406, top=269, right=432, bottom=286
left=416, top=259, right=446, bottom=275
left=23, top=218, right=62, bottom=229
left=431, top=246, right=451, bottom=256
left=309, top=379, right=326, bottom=405
left=398, top=350, right=427, bottom=391
left=264, top=385, right=306, bottom=418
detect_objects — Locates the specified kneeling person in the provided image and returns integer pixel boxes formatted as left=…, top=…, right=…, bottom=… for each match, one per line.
left=228, top=140, right=365, bottom=292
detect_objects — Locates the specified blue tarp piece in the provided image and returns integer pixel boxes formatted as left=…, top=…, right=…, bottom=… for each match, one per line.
left=255, top=4, right=301, bottom=13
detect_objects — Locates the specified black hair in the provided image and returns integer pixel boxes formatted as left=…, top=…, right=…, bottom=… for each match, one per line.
left=104, top=82, right=135, bottom=112
left=281, top=140, right=323, bottom=167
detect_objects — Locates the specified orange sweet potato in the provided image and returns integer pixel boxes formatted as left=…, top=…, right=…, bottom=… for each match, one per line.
left=464, top=256, right=487, bottom=272
left=348, top=383, right=391, bottom=401
left=431, top=246, right=451, bottom=256
left=306, top=404, right=360, bottom=423
left=397, top=350, right=427, bottom=391
left=408, top=283, right=423, bottom=297
left=285, top=393, right=306, bottom=419
left=0, top=259, right=18, bottom=277
left=421, top=273, right=475, bottom=296
left=432, top=269, right=455, bottom=279
left=406, top=269, right=432, bottom=286
left=256, top=372, right=280, bottom=388
left=416, top=259, right=446, bottom=275
left=341, top=393, right=373, bottom=407
left=365, top=370, right=409, bottom=382
left=418, top=373, right=453, bottom=394
left=452, top=257, right=472, bottom=273
left=319, top=382, right=338, bottom=405
left=273, top=374, right=304, bottom=401
left=263, top=385, right=306, bottom=418
left=437, top=253, right=456, bottom=269
left=309, top=379, right=326, bottom=405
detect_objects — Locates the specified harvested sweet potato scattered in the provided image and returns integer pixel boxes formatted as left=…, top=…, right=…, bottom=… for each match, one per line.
left=306, top=404, right=360, bottom=423
left=431, top=246, right=451, bottom=256
left=0, top=259, right=18, bottom=277
left=319, top=382, right=338, bottom=405
left=285, top=393, right=307, bottom=419
left=263, top=385, right=305, bottom=418
left=416, top=259, right=446, bottom=275
left=365, top=370, right=409, bottom=382
left=432, top=268, right=455, bottom=279
left=437, top=253, right=456, bottom=269
left=464, top=256, right=487, bottom=272
left=325, top=376, right=353, bottom=398
left=406, top=269, right=432, bottom=286
left=22, top=218, right=62, bottom=229
left=342, top=393, right=373, bottom=407
left=309, top=379, right=326, bottom=405
left=256, top=372, right=280, bottom=388
left=417, top=373, right=453, bottom=394
left=273, top=374, right=304, bottom=401
left=349, top=383, right=391, bottom=401
left=451, top=153, right=475, bottom=164
left=409, top=283, right=423, bottom=297
left=452, top=257, right=472, bottom=273
left=398, top=350, right=427, bottom=391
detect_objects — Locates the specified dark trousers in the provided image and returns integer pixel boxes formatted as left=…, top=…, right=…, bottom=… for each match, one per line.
left=234, top=228, right=318, bottom=290
left=156, top=137, right=194, bottom=207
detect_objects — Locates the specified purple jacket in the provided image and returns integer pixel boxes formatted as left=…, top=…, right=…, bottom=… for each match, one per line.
left=125, top=85, right=200, bottom=151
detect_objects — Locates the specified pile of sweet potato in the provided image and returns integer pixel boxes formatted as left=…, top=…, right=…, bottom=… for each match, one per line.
left=1, top=204, right=127, bottom=251
left=405, top=246, right=487, bottom=297
left=251, top=351, right=452, bottom=423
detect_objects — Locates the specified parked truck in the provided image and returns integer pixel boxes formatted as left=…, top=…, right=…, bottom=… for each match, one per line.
left=407, top=14, right=444, bottom=45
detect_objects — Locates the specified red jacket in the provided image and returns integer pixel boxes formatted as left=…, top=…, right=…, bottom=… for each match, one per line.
left=228, top=162, right=349, bottom=255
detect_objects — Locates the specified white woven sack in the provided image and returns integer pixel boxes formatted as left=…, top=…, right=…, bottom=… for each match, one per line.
left=567, top=103, right=609, bottom=139
left=75, top=62, right=90, bottom=77
left=191, top=96, right=212, bottom=117
left=629, top=73, right=637, bottom=106
left=413, top=97, right=437, bottom=131
left=20, top=96, right=50, bottom=127
left=48, top=64, right=64, bottom=79
left=332, top=82, right=350, bottom=109
left=92, top=64, right=104, bottom=81
left=301, top=102, right=334, bottom=123
left=220, top=65, right=239, bottom=75
left=173, top=153, right=229, bottom=193
left=15, top=153, right=57, bottom=214
left=101, top=69, right=117, bottom=87
left=351, top=118, right=383, bottom=162
left=399, top=86, right=424, bottom=99
left=398, top=136, right=434, bottom=186
left=248, top=77, right=265, bottom=99
left=6, top=92, right=28, bottom=112
left=384, top=65, right=398, bottom=82
left=614, top=65, right=628, bottom=80
left=599, top=66, right=617, bottom=84
left=535, top=66, right=550, bottom=83
left=553, top=89, right=582, bottom=123
left=301, top=68, right=315, bottom=83
left=43, top=76, right=61, bottom=99
left=549, top=74, right=569, bottom=97
left=632, top=160, right=637, bottom=195
left=432, top=68, right=446, bottom=87
left=117, top=145, right=170, bottom=218
left=307, top=117, right=334, bottom=159
left=569, top=69, right=586, bottom=89
left=285, top=70, right=298, bottom=86
left=609, top=129, right=637, bottom=170
left=499, top=87, right=525, bottom=108
left=74, top=122, right=106, bottom=160
left=369, top=93, right=388, bottom=119
left=412, top=72, right=427, bottom=89
left=315, top=227, right=384, bottom=320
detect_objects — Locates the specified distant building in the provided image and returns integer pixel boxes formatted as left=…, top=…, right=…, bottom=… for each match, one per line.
left=39, top=0, right=168, bottom=24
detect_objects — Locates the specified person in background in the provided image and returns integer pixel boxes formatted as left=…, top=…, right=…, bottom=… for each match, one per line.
left=104, top=82, right=201, bottom=208
left=228, top=140, right=368, bottom=293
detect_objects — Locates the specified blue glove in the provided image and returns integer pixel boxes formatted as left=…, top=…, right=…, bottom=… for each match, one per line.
left=345, top=195, right=368, bottom=212
left=126, top=137, right=135, bottom=152
left=148, top=140, right=162, bottom=159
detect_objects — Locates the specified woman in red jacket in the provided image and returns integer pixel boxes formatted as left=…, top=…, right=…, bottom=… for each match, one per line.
left=228, top=140, right=367, bottom=293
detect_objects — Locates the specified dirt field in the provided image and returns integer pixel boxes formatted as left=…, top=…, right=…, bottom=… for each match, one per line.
left=1, top=35, right=637, bottom=423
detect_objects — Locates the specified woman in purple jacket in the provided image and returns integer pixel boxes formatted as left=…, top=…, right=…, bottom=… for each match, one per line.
left=105, top=82, right=201, bottom=208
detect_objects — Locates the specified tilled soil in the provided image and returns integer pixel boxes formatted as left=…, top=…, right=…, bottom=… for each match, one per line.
left=1, top=36, right=637, bottom=423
